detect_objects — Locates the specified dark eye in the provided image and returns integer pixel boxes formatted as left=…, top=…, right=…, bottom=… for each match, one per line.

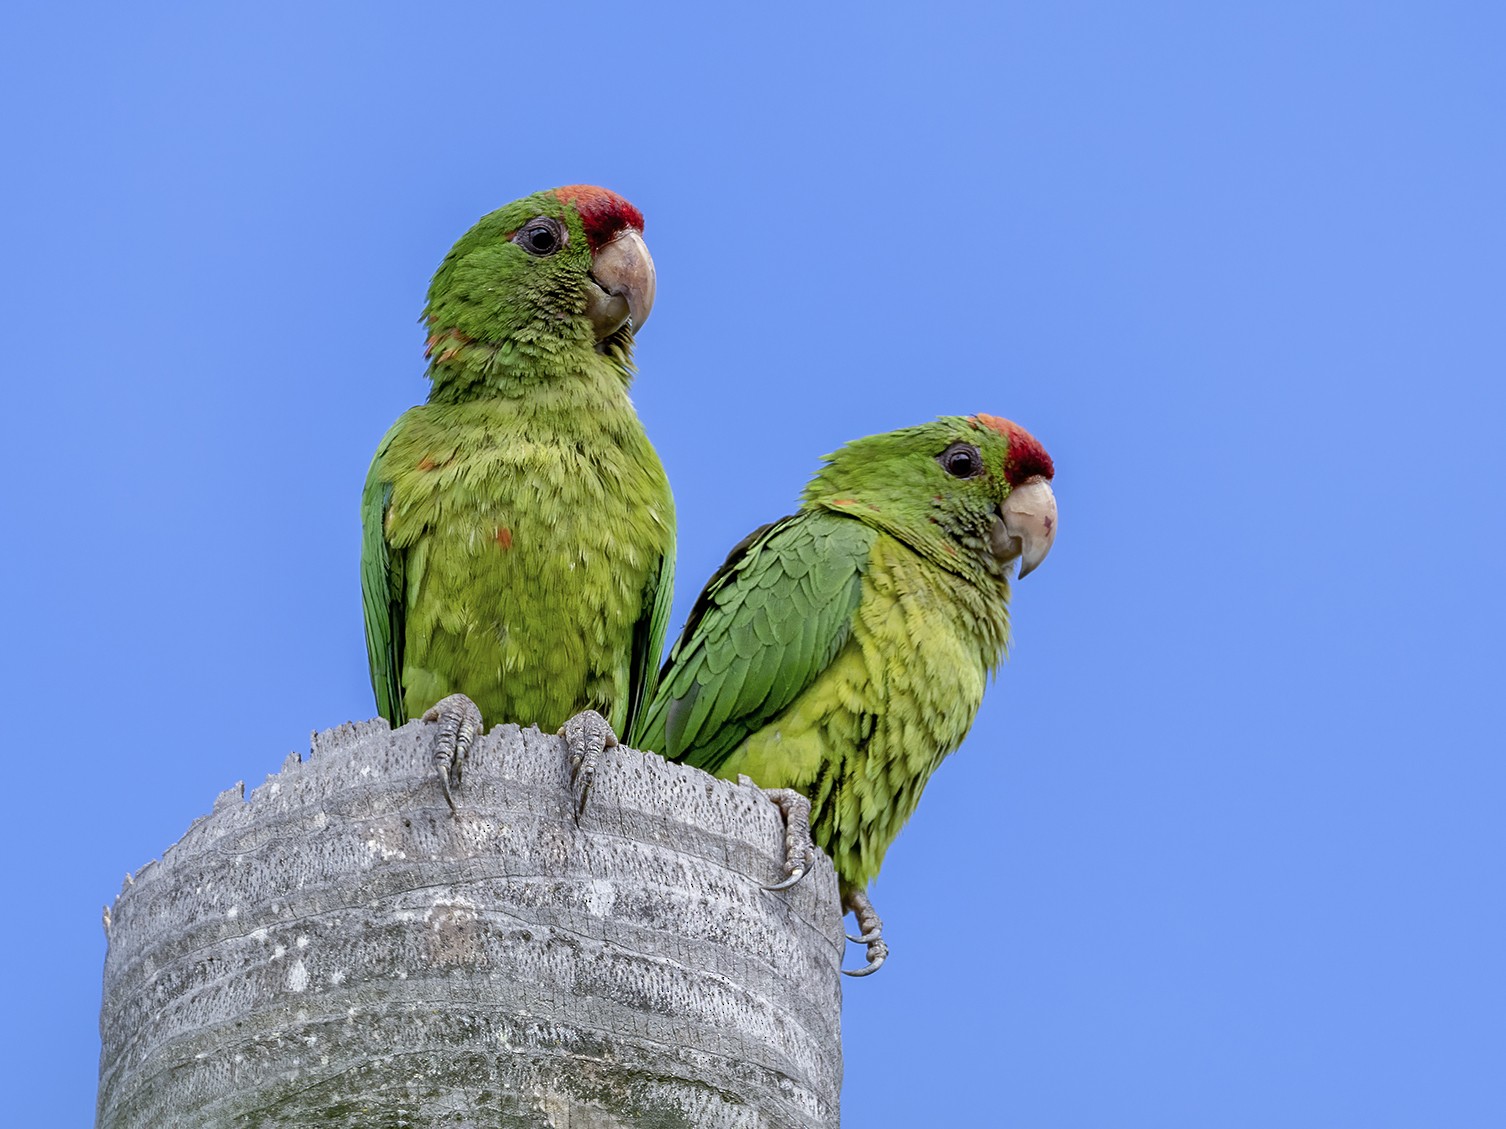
left=512, top=217, right=565, bottom=256
left=938, top=443, right=983, bottom=478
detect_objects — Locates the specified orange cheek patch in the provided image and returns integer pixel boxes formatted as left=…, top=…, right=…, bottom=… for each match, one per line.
left=494, top=527, right=514, bottom=550
left=426, top=328, right=473, bottom=363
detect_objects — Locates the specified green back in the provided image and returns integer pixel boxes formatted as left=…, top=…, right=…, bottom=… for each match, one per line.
left=631, top=511, right=874, bottom=768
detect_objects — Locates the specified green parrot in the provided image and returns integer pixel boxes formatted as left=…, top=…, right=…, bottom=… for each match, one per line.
left=632, top=414, right=1057, bottom=974
left=362, top=185, right=675, bottom=813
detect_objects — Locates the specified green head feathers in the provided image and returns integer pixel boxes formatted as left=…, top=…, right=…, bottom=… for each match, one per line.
left=802, top=414, right=1058, bottom=579
left=422, top=185, right=656, bottom=394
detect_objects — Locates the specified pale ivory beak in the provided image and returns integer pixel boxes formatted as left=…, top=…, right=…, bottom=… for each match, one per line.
left=991, top=476, right=1058, bottom=578
left=585, top=228, right=656, bottom=340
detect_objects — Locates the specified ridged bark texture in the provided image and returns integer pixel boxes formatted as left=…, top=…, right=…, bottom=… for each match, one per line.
left=97, top=719, right=844, bottom=1128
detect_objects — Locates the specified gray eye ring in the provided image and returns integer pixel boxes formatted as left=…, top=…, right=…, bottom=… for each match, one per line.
left=512, top=217, right=567, bottom=256
left=937, top=442, right=983, bottom=478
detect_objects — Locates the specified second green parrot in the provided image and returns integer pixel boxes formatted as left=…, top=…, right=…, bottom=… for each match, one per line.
left=362, top=185, right=675, bottom=812
left=632, top=414, right=1057, bottom=974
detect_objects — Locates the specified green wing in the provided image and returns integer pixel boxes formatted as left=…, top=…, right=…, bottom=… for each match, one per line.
left=633, top=510, right=874, bottom=774
left=360, top=426, right=407, bottom=725
left=622, top=544, right=675, bottom=740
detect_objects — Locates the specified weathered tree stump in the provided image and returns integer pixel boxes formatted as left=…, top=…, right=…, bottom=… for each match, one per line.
left=97, top=719, right=844, bottom=1128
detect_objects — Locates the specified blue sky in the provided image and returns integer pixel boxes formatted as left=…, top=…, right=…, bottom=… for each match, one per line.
left=4, top=3, right=1503, bottom=1125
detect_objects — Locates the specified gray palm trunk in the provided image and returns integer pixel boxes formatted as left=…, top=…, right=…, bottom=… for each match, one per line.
left=97, top=719, right=843, bottom=1128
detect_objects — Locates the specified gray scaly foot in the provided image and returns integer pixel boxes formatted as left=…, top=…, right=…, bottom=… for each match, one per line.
left=842, top=887, right=889, bottom=977
left=559, top=709, right=618, bottom=824
left=421, top=693, right=483, bottom=811
left=760, top=787, right=818, bottom=892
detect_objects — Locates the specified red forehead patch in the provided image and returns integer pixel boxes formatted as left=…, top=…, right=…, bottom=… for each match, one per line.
left=970, top=414, right=1055, bottom=486
left=552, top=185, right=645, bottom=251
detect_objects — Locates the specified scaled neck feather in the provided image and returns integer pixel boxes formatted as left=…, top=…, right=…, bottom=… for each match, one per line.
left=423, top=325, right=637, bottom=405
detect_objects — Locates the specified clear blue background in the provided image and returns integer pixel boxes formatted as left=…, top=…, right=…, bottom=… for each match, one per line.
left=4, top=3, right=1502, bottom=1125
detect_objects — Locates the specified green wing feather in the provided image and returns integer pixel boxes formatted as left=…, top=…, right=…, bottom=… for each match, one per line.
left=634, top=511, right=874, bottom=774
left=360, top=427, right=407, bottom=725
left=622, top=545, right=675, bottom=740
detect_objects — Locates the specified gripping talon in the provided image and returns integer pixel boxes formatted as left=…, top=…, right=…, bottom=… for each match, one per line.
left=559, top=709, right=618, bottom=824
left=761, top=788, right=816, bottom=892
left=842, top=887, right=888, bottom=977
left=421, top=693, right=483, bottom=813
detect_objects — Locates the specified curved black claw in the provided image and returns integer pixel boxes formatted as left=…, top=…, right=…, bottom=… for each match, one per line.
left=559, top=709, right=618, bottom=825
left=842, top=887, right=888, bottom=977
left=421, top=693, right=484, bottom=812
left=760, top=788, right=816, bottom=892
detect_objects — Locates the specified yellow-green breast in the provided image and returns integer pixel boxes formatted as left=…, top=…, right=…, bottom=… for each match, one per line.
left=380, top=394, right=673, bottom=733
left=719, top=534, right=1010, bottom=891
